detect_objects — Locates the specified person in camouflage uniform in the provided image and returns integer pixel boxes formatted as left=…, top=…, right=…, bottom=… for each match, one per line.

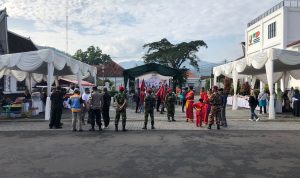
left=142, top=88, right=156, bottom=130
left=208, top=86, right=222, bottom=130
left=166, top=88, right=177, bottom=122
left=114, top=86, right=128, bottom=132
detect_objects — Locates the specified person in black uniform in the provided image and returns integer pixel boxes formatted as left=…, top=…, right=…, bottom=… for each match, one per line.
left=102, top=87, right=111, bottom=128
left=49, top=86, right=64, bottom=129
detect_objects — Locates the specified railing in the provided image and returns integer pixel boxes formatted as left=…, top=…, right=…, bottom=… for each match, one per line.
left=247, top=0, right=300, bottom=27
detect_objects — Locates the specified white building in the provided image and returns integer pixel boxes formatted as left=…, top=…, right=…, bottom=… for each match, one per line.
left=246, top=0, right=300, bottom=89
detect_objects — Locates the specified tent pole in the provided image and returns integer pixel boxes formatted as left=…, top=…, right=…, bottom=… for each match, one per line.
left=265, top=57, right=275, bottom=119
left=77, top=72, right=82, bottom=93
left=45, top=62, right=54, bottom=121
left=232, top=67, right=238, bottom=110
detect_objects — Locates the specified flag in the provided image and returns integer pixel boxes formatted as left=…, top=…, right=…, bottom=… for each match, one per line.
left=0, top=8, right=8, bottom=54
left=140, top=79, right=145, bottom=91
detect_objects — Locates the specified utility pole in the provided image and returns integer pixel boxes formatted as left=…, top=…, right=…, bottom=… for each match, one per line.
left=65, top=0, right=69, bottom=54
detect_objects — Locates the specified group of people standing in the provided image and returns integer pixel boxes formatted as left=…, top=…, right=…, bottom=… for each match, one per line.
left=185, top=86, right=228, bottom=130
left=49, top=86, right=113, bottom=132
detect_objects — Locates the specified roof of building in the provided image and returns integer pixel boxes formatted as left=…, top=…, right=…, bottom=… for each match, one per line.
left=7, top=31, right=38, bottom=54
left=96, top=60, right=124, bottom=77
left=287, top=39, right=300, bottom=47
left=186, top=71, right=198, bottom=79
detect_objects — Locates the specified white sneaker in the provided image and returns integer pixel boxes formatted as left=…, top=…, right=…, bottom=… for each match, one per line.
left=249, top=119, right=253, bottom=121
left=256, top=118, right=260, bottom=122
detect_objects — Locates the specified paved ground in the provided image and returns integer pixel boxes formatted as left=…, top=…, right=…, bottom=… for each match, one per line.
left=1, top=106, right=300, bottom=177
left=1, top=106, right=300, bottom=131
left=1, top=130, right=300, bottom=178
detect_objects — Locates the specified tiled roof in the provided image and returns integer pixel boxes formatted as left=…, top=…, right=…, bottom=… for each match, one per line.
left=96, top=60, right=124, bottom=77
left=287, top=40, right=300, bottom=47
left=186, top=71, right=197, bottom=78
left=7, top=31, right=38, bottom=54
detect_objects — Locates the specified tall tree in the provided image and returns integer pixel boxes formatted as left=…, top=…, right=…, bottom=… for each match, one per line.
left=143, top=38, right=207, bottom=70
left=73, top=45, right=112, bottom=65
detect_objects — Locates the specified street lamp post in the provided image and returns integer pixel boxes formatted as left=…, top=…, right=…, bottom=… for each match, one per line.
left=102, top=65, right=105, bottom=85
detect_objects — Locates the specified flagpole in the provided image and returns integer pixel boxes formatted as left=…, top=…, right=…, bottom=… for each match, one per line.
left=65, top=0, right=69, bottom=54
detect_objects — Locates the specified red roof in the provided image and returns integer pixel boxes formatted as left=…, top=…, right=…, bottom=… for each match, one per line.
left=60, top=78, right=95, bottom=86
left=96, top=61, right=124, bottom=77
left=186, top=71, right=197, bottom=78
left=287, top=40, right=300, bottom=47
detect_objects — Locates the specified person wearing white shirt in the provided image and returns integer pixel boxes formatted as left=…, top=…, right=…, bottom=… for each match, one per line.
left=81, top=88, right=91, bottom=125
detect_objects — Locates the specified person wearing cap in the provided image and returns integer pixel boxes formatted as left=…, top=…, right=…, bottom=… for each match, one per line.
left=69, top=88, right=84, bottom=132
left=142, top=88, right=156, bottom=130
left=208, top=86, right=222, bottom=130
left=219, top=88, right=228, bottom=127
left=49, top=86, right=64, bottom=129
left=89, top=86, right=104, bottom=131
left=114, top=86, right=128, bottom=132
left=165, top=88, right=177, bottom=122
left=185, top=86, right=195, bottom=122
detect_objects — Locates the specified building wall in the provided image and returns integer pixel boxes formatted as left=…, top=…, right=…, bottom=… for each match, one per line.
left=287, top=7, right=300, bottom=44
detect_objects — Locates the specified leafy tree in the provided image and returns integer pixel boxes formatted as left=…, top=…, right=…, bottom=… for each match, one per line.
left=143, top=38, right=207, bottom=70
left=73, top=46, right=112, bottom=65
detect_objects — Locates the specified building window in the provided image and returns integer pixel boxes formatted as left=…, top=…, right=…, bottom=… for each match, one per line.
left=17, top=80, right=26, bottom=91
left=268, top=22, right=276, bottom=39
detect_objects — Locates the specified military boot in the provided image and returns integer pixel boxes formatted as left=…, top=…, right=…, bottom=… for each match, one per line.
left=115, top=124, right=118, bottom=132
left=217, top=124, right=220, bottom=130
left=122, top=125, right=127, bottom=132
left=172, top=117, right=176, bottom=122
left=168, top=117, right=171, bottom=122
left=151, top=121, right=155, bottom=130
left=142, top=123, right=147, bottom=130
left=207, top=124, right=212, bottom=130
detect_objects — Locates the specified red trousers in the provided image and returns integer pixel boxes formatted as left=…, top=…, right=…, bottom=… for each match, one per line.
left=196, top=111, right=203, bottom=127
left=186, top=101, right=194, bottom=121
left=203, top=104, right=209, bottom=124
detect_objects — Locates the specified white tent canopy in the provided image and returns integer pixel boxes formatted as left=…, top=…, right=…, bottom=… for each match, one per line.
left=0, top=49, right=97, bottom=120
left=213, top=48, right=300, bottom=119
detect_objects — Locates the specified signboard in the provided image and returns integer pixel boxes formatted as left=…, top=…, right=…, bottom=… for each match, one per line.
left=248, top=31, right=261, bottom=46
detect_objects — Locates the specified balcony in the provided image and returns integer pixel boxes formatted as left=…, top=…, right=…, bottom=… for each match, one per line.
left=247, top=0, right=300, bottom=27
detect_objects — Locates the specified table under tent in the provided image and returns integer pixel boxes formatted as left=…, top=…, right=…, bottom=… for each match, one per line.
left=213, top=48, right=300, bottom=119
left=0, top=49, right=97, bottom=120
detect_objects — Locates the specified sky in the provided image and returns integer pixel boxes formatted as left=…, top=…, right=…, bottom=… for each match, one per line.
left=0, top=0, right=281, bottom=63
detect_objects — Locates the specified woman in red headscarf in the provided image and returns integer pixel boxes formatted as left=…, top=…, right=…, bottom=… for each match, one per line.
left=185, top=86, right=194, bottom=122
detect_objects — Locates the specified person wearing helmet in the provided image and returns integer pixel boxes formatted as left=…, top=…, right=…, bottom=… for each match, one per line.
left=208, top=86, right=222, bottom=130
left=165, top=88, right=177, bottom=122
left=142, top=88, right=156, bottom=130
left=114, top=86, right=128, bottom=132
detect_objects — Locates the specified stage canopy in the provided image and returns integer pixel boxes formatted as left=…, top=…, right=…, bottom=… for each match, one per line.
left=213, top=48, right=300, bottom=119
left=123, top=63, right=184, bottom=88
left=0, top=48, right=97, bottom=120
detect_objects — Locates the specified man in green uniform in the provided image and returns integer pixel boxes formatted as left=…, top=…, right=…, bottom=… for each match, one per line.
left=208, top=86, right=222, bottom=130
left=114, top=86, right=127, bottom=132
left=166, top=88, right=177, bottom=122
left=142, top=88, right=156, bottom=130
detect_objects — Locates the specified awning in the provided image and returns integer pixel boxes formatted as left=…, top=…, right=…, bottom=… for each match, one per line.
left=60, top=78, right=95, bottom=87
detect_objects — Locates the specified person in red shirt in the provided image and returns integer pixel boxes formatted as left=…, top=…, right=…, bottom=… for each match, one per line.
left=139, top=89, right=146, bottom=113
left=193, top=98, right=204, bottom=127
left=200, top=88, right=209, bottom=125
left=185, top=86, right=194, bottom=122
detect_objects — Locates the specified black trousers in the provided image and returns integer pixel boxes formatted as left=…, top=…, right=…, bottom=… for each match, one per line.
left=49, top=107, right=62, bottom=128
left=259, top=106, right=267, bottom=114
left=156, top=99, right=161, bottom=112
left=102, top=107, right=110, bottom=127
left=135, top=102, right=139, bottom=113
left=182, top=100, right=186, bottom=112
left=90, top=109, right=102, bottom=128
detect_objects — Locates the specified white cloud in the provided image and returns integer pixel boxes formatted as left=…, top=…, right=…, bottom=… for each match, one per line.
left=0, top=0, right=281, bottom=62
